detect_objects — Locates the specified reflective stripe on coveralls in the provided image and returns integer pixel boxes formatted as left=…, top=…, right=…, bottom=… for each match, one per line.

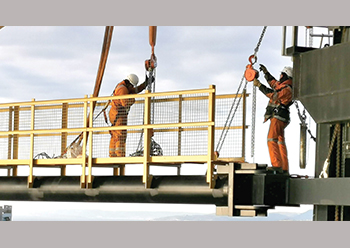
left=109, top=81, right=135, bottom=157
left=267, top=118, right=289, bottom=171
left=258, top=76, right=292, bottom=171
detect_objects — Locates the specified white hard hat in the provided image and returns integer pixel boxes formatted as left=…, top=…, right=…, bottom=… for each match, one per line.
left=281, top=66, right=293, bottom=78
left=127, top=74, right=139, bottom=86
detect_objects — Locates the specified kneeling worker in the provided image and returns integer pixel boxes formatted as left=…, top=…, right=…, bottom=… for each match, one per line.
left=253, top=65, right=293, bottom=174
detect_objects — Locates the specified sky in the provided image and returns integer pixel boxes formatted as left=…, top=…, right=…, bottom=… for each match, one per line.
left=0, top=25, right=331, bottom=220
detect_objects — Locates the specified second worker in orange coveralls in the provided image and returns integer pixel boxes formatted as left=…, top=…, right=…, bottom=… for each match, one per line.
left=253, top=65, right=293, bottom=174
left=109, top=73, right=151, bottom=157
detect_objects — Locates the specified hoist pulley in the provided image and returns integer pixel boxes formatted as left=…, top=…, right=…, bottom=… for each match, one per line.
left=244, top=55, right=259, bottom=82
left=145, top=53, right=157, bottom=71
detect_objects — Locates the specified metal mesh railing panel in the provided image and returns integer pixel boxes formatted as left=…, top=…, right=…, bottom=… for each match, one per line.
left=67, top=103, right=85, bottom=129
left=18, top=106, right=31, bottom=131
left=215, top=95, right=245, bottom=158
left=0, top=137, right=9, bottom=160
left=0, top=90, right=247, bottom=162
left=33, top=134, right=62, bottom=159
left=34, top=104, right=63, bottom=130
left=0, top=108, right=10, bottom=132
left=17, top=136, right=31, bottom=159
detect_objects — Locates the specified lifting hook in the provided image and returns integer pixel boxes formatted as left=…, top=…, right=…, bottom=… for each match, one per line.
left=244, top=55, right=259, bottom=82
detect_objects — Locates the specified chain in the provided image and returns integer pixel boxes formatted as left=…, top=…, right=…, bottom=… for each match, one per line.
left=251, top=84, right=256, bottom=158
left=253, top=26, right=267, bottom=57
left=294, top=101, right=306, bottom=123
left=250, top=26, right=266, bottom=159
left=319, top=123, right=341, bottom=178
left=130, top=138, right=163, bottom=157
left=215, top=26, right=267, bottom=154
left=148, top=69, right=156, bottom=124
left=295, top=101, right=316, bottom=142
left=136, top=69, right=157, bottom=153
left=215, top=75, right=247, bottom=152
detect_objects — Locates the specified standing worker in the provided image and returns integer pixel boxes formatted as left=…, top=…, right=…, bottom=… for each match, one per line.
left=109, top=73, right=151, bottom=157
left=253, top=65, right=293, bottom=174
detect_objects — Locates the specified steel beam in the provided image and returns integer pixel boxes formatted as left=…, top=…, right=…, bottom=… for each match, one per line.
left=289, top=177, right=350, bottom=205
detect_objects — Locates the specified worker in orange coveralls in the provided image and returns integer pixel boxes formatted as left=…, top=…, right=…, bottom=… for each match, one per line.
left=253, top=65, right=293, bottom=174
left=109, top=73, right=151, bottom=157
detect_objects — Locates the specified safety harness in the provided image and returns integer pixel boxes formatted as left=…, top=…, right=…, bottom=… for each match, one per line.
left=264, top=84, right=293, bottom=123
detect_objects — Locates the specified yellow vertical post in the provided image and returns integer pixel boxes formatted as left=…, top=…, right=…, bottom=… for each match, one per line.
left=28, top=99, right=35, bottom=188
left=113, top=167, right=119, bottom=176
left=113, top=166, right=125, bottom=176
left=87, top=96, right=94, bottom=188
left=80, top=95, right=88, bottom=188
left=207, top=85, right=216, bottom=188
left=7, top=107, right=13, bottom=176
left=61, top=102, right=68, bottom=176
left=143, top=91, right=152, bottom=188
left=119, top=164, right=125, bottom=175
left=242, top=89, right=246, bottom=160
left=12, top=106, right=19, bottom=176
left=177, top=95, right=183, bottom=156
left=177, top=94, right=183, bottom=176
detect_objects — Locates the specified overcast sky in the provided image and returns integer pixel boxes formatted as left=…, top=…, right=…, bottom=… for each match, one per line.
left=1, top=26, right=289, bottom=100
left=0, top=26, right=325, bottom=219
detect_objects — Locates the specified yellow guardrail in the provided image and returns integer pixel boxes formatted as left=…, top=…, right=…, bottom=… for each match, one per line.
left=0, top=85, right=247, bottom=189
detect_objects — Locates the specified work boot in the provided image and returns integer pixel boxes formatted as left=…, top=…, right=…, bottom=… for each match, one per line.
left=282, top=170, right=290, bottom=176
left=266, top=166, right=283, bottom=174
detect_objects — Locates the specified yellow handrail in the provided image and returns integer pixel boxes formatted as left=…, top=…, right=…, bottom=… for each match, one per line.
left=0, top=86, right=247, bottom=189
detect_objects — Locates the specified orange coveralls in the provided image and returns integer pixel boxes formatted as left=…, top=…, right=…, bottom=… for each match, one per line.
left=109, top=80, right=147, bottom=157
left=258, top=76, right=293, bottom=171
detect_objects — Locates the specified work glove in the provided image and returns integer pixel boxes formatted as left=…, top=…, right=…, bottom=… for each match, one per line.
left=259, top=64, right=268, bottom=74
left=146, top=75, right=155, bottom=83
left=253, top=78, right=261, bottom=87
left=145, top=75, right=155, bottom=87
left=144, top=76, right=149, bottom=87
